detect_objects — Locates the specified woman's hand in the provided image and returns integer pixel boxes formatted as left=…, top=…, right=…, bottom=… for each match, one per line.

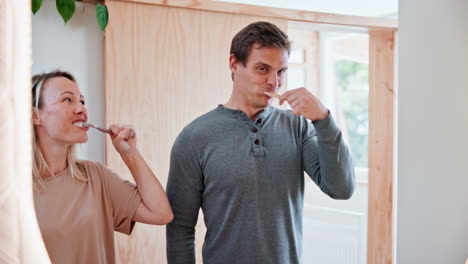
left=109, top=124, right=137, bottom=154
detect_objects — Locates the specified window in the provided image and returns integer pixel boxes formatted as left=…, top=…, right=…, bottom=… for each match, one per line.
left=288, top=23, right=369, bottom=264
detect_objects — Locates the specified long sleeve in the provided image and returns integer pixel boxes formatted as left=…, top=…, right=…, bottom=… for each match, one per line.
left=302, top=113, right=355, bottom=199
left=166, top=131, right=204, bottom=264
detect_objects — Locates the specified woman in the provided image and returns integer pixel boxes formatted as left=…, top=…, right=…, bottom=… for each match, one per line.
left=32, top=70, right=173, bottom=263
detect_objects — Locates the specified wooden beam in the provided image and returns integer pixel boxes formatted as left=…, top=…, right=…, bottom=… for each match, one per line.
left=368, top=30, right=396, bottom=264
left=111, top=0, right=398, bottom=29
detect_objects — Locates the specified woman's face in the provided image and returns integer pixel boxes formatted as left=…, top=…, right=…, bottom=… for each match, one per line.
left=34, top=76, right=89, bottom=145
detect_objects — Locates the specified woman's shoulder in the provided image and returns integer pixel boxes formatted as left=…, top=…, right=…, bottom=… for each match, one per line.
left=76, top=160, right=105, bottom=171
left=75, top=160, right=113, bottom=181
left=76, top=160, right=122, bottom=182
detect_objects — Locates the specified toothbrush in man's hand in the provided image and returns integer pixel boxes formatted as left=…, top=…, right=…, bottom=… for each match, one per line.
left=264, top=91, right=281, bottom=98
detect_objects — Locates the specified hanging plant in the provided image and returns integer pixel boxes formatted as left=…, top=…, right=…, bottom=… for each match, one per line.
left=95, top=3, right=108, bottom=31
left=31, top=0, right=109, bottom=31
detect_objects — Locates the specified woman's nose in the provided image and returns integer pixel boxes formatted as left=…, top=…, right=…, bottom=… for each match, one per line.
left=75, top=102, right=87, bottom=115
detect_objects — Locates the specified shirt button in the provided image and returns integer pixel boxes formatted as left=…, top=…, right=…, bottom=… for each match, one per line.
left=254, top=139, right=260, bottom=145
left=256, top=118, right=262, bottom=124
left=251, top=128, right=258, bottom=133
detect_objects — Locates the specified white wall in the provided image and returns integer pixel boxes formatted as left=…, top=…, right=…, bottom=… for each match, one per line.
left=32, top=0, right=104, bottom=162
left=398, top=0, right=468, bottom=263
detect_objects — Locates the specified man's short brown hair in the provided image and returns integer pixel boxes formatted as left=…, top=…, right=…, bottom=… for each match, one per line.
left=230, top=21, right=291, bottom=66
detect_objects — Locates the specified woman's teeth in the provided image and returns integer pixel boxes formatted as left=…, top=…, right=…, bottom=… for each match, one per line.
left=73, top=122, right=87, bottom=127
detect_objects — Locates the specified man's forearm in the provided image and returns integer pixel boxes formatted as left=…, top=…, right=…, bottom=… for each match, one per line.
left=306, top=114, right=355, bottom=199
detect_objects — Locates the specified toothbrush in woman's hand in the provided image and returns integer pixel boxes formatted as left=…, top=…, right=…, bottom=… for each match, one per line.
left=84, top=123, right=113, bottom=135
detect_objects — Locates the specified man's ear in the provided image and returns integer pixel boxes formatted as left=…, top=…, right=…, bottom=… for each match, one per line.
left=32, top=107, right=41, bottom=125
left=229, top=54, right=238, bottom=73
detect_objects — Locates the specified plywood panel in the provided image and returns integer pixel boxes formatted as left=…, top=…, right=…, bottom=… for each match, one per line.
left=104, top=1, right=287, bottom=262
left=368, top=30, right=395, bottom=264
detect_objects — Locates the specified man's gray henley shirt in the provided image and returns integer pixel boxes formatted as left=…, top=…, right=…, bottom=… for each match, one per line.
left=166, top=105, right=355, bottom=264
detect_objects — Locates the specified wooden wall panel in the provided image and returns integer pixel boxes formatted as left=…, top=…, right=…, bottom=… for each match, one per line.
left=368, top=30, right=396, bottom=264
left=104, top=1, right=287, bottom=263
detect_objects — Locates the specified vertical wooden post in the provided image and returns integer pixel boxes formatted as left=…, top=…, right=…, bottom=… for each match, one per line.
left=368, top=30, right=396, bottom=264
left=0, top=0, right=50, bottom=263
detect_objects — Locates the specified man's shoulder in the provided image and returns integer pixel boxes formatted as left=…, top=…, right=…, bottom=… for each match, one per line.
left=185, top=108, right=221, bottom=130
left=176, top=108, right=223, bottom=141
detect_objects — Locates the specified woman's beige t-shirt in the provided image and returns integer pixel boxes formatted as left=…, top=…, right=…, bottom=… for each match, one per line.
left=34, top=160, right=142, bottom=264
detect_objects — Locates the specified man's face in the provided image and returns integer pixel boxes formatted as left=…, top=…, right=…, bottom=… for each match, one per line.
left=230, top=45, right=288, bottom=109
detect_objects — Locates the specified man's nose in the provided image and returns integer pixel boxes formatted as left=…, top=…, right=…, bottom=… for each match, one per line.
left=266, top=73, right=279, bottom=88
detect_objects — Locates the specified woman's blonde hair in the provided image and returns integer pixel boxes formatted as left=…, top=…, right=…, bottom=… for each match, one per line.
left=32, top=70, right=87, bottom=189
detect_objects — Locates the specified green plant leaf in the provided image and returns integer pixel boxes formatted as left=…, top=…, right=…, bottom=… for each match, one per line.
left=56, top=0, right=75, bottom=24
left=32, top=0, right=43, bottom=14
left=96, top=4, right=108, bottom=31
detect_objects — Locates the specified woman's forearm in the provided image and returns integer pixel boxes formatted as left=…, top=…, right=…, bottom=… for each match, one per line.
left=120, top=149, right=173, bottom=224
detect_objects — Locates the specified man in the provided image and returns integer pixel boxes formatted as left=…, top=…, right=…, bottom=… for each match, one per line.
left=166, top=21, right=355, bottom=264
